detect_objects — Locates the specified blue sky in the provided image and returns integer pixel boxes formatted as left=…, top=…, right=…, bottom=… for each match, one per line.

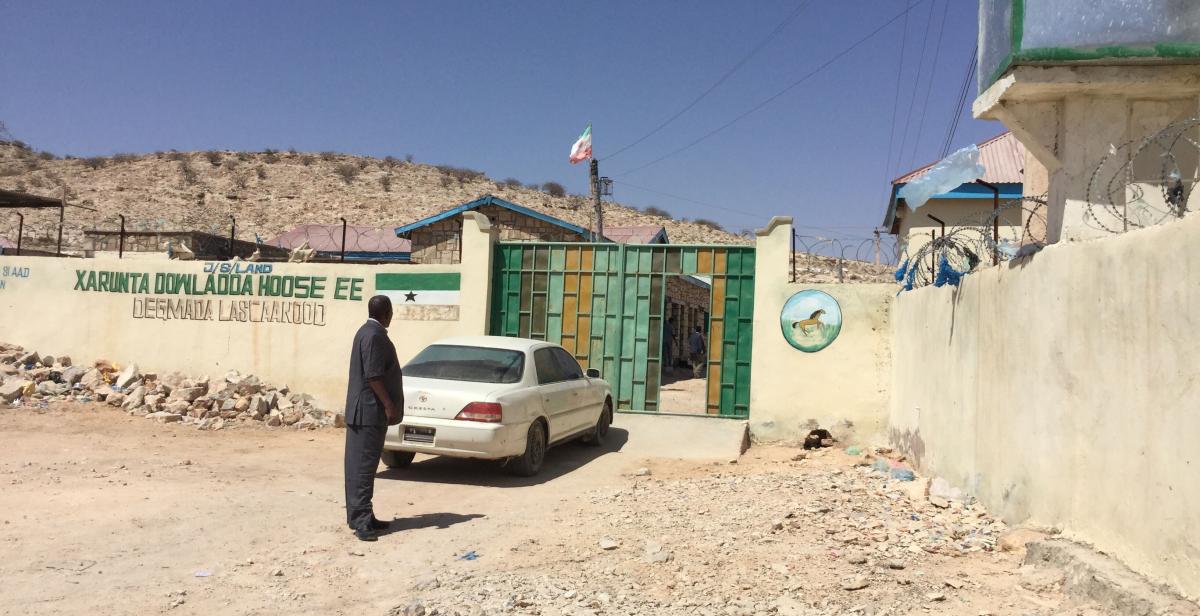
left=0, top=0, right=1002, bottom=239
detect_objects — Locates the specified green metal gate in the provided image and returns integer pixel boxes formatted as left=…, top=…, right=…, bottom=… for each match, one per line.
left=489, top=242, right=755, bottom=418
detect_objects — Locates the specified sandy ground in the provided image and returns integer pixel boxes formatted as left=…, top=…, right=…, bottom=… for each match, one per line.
left=658, top=369, right=707, bottom=414
left=0, top=401, right=1103, bottom=616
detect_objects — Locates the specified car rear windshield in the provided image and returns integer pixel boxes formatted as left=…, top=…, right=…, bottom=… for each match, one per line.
left=404, top=345, right=525, bottom=384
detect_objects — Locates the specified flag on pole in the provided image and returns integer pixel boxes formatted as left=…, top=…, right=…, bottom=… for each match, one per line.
left=568, top=124, right=592, bottom=164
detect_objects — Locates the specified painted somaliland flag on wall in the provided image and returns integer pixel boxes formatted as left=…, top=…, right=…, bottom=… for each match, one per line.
left=376, top=273, right=461, bottom=306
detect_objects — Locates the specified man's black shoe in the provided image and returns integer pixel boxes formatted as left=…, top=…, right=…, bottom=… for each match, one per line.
left=354, top=527, right=378, bottom=542
left=370, top=517, right=391, bottom=531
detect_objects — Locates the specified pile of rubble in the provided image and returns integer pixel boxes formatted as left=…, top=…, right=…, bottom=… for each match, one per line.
left=0, top=342, right=341, bottom=430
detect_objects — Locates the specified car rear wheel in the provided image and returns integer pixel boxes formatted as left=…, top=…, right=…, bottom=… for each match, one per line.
left=508, top=421, right=547, bottom=477
left=582, top=400, right=612, bottom=446
left=381, top=450, right=415, bottom=469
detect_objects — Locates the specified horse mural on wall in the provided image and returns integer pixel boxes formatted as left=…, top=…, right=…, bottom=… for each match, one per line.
left=780, top=290, right=842, bottom=353
left=791, top=308, right=827, bottom=335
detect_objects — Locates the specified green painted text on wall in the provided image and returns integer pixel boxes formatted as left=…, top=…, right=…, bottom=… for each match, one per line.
left=72, top=270, right=363, bottom=301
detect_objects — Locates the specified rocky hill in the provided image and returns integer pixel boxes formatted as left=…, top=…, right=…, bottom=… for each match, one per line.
left=0, top=141, right=747, bottom=246
left=0, top=140, right=893, bottom=282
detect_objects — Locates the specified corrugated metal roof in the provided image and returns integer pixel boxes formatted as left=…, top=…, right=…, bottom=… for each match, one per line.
left=394, top=195, right=592, bottom=239
left=268, top=225, right=411, bottom=253
left=892, top=132, right=1026, bottom=185
left=603, top=225, right=667, bottom=244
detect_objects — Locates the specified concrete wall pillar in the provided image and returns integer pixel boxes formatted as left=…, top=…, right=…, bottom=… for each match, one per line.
left=459, top=211, right=496, bottom=335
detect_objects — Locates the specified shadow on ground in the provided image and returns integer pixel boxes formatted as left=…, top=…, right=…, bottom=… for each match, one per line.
left=375, top=512, right=485, bottom=537
left=376, top=428, right=628, bottom=488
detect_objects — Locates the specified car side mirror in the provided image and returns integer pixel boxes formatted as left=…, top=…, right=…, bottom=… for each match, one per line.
left=586, top=368, right=601, bottom=379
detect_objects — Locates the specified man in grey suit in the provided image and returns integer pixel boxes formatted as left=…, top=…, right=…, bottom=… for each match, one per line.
left=344, top=295, right=404, bottom=542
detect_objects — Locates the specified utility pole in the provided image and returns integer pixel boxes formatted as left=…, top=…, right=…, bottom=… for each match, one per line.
left=590, top=159, right=603, bottom=242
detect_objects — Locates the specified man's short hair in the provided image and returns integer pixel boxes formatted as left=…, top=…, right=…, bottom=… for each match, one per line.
left=368, top=295, right=392, bottom=320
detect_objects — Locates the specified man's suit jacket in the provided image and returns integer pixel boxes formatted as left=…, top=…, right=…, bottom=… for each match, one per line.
left=344, top=319, right=403, bottom=427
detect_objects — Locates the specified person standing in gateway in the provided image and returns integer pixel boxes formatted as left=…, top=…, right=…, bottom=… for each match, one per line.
left=344, top=295, right=404, bottom=542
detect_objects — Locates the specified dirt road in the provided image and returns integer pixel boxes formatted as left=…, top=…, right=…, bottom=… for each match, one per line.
left=1, top=402, right=1094, bottom=616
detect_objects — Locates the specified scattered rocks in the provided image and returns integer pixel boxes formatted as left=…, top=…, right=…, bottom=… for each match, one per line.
left=0, top=380, right=30, bottom=402
left=633, top=467, right=651, bottom=477
left=114, top=364, right=140, bottom=389
left=841, top=575, right=869, bottom=591
left=598, top=538, right=619, bottom=551
left=643, top=541, right=673, bottom=563
left=998, top=528, right=1049, bottom=553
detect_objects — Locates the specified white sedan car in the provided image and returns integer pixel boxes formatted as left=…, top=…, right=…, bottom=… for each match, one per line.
left=382, top=336, right=613, bottom=476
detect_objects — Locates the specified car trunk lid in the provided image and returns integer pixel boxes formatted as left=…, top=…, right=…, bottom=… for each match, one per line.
left=402, top=377, right=507, bottom=420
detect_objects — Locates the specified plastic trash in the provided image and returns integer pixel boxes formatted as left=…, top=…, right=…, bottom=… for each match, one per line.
left=194, top=569, right=212, bottom=577
left=845, top=446, right=862, bottom=456
left=872, top=458, right=890, bottom=473
left=897, top=145, right=986, bottom=211
left=457, top=550, right=479, bottom=561
left=890, top=468, right=916, bottom=482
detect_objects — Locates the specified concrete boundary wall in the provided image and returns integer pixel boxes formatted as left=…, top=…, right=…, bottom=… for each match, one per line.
left=0, top=213, right=496, bottom=409
left=750, top=219, right=893, bottom=444
left=889, top=213, right=1200, bottom=600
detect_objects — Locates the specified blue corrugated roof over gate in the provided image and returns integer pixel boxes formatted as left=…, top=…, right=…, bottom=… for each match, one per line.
left=394, top=195, right=599, bottom=240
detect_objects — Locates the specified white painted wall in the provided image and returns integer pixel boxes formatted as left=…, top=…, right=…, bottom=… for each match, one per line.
left=0, top=214, right=496, bottom=410
left=890, top=212, right=1200, bottom=600
left=750, top=218, right=893, bottom=444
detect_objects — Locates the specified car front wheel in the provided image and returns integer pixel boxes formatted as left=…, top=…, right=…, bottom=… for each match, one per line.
left=508, top=421, right=547, bottom=477
left=381, top=450, right=415, bottom=468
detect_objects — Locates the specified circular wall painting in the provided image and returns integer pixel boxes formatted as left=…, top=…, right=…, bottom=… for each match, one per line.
left=780, top=290, right=842, bottom=353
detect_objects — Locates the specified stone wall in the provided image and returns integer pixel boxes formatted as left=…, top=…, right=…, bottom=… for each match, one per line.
left=409, top=205, right=582, bottom=264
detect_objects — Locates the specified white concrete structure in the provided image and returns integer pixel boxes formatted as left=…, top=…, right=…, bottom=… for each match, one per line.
left=890, top=211, right=1200, bottom=600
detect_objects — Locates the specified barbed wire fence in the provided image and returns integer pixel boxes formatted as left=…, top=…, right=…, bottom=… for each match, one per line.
left=894, top=116, right=1198, bottom=291
left=1086, top=115, right=1199, bottom=234
left=894, top=196, right=1048, bottom=290
left=790, top=232, right=899, bottom=283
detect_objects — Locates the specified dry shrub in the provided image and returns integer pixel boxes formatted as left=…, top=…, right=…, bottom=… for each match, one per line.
left=204, top=151, right=223, bottom=166
left=335, top=163, right=360, bottom=184
left=179, top=160, right=198, bottom=185
left=541, top=181, right=566, bottom=197
left=380, top=174, right=393, bottom=192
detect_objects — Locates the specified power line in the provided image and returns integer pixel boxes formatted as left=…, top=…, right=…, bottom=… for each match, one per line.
left=905, top=0, right=950, bottom=170
left=614, top=179, right=882, bottom=238
left=894, top=0, right=937, bottom=177
left=613, top=179, right=760, bottom=221
left=604, top=0, right=814, bottom=162
left=939, top=45, right=977, bottom=158
left=613, top=0, right=930, bottom=177
left=883, top=0, right=912, bottom=186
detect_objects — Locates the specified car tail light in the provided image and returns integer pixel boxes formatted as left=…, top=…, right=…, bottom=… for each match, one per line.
left=455, top=402, right=502, bottom=423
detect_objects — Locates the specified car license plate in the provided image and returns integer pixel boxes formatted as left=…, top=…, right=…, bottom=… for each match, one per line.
left=403, top=426, right=435, bottom=445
